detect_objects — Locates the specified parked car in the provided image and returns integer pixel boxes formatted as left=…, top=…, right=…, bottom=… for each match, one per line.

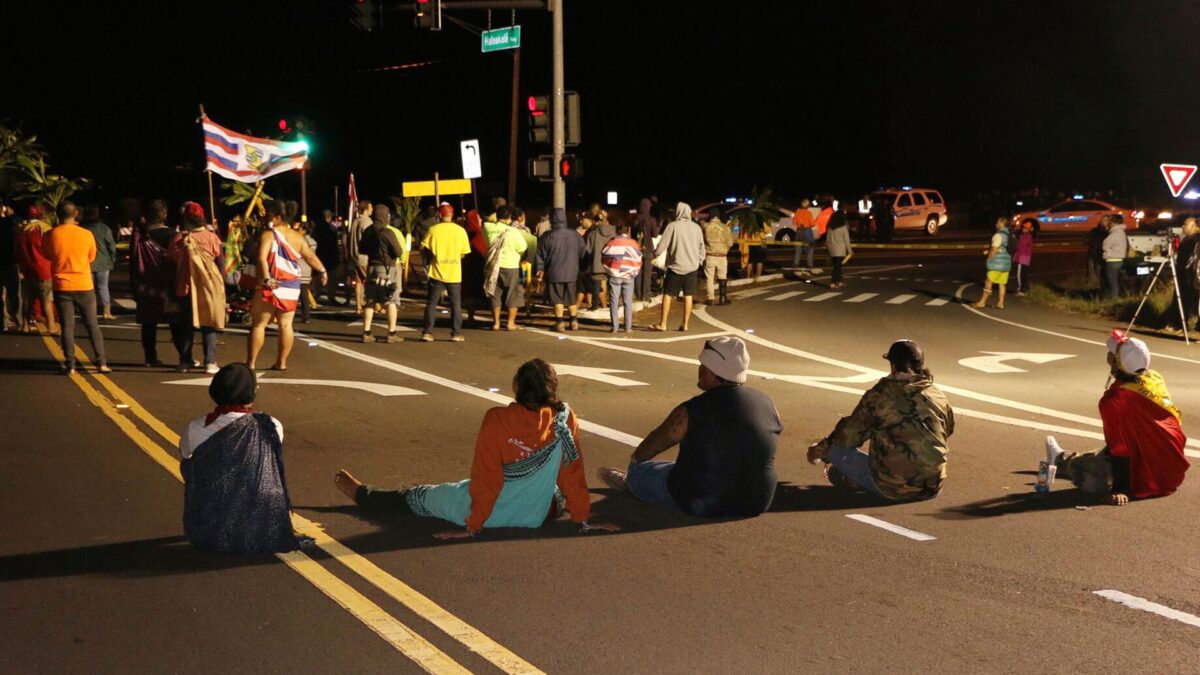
left=1010, top=198, right=1140, bottom=233
left=692, top=201, right=798, bottom=240
left=871, top=187, right=948, bottom=235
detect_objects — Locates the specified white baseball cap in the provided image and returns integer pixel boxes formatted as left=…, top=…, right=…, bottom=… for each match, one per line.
left=1106, top=330, right=1150, bottom=374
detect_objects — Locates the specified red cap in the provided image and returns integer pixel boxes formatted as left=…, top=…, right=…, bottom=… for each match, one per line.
left=182, top=201, right=206, bottom=225
left=26, top=204, right=43, bottom=219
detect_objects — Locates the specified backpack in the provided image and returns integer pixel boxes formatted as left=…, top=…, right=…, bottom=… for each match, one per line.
left=1004, top=229, right=1018, bottom=256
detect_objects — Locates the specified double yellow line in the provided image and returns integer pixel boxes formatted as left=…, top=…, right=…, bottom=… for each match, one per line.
left=40, top=334, right=541, bottom=674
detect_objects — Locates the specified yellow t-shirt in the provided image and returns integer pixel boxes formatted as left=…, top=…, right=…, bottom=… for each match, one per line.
left=421, top=222, right=471, bottom=283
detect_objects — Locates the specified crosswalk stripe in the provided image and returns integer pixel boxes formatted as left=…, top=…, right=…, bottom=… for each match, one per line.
left=844, top=293, right=877, bottom=303
left=766, top=291, right=806, bottom=302
left=926, top=297, right=951, bottom=306
left=730, top=288, right=772, bottom=299
left=805, top=292, right=841, bottom=302
left=886, top=294, right=917, bottom=304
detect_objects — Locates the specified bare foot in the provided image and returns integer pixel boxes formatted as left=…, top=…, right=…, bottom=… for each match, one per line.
left=334, top=470, right=362, bottom=502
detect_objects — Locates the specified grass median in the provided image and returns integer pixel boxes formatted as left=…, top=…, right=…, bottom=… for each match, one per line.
left=1026, top=275, right=1196, bottom=333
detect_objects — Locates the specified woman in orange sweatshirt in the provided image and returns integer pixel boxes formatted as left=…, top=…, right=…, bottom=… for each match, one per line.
left=335, top=359, right=618, bottom=538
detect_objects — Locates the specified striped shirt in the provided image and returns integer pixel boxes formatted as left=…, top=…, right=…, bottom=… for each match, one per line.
left=601, top=235, right=643, bottom=279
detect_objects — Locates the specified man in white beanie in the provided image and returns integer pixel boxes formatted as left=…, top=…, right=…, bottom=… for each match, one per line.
left=1045, top=330, right=1188, bottom=505
left=597, top=336, right=783, bottom=517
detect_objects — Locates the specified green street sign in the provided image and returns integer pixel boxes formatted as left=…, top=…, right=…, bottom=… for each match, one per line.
left=481, top=26, right=521, bottom=53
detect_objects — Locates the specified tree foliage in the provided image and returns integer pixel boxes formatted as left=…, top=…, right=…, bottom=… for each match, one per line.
left=733, top=185, right=780, bottom=235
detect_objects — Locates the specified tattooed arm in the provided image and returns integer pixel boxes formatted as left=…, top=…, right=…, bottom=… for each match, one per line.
left=632, top=404, right=688, bottom=463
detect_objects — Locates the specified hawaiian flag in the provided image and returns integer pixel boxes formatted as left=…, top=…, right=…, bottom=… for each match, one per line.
left=263, top=231, right=303, bottom=313
left=202, top=116, right=309, bottom=183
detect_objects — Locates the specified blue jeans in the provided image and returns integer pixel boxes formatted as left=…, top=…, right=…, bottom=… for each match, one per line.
left=92, top=270, right=111, bottom=308
left=626, top=461, right=683, bottom=513
left=423, top=279, right=463, bottom=336
left=792, top=227, right=815, bottom=267
left=607, top=277, right=634, bottom=331
left=827, top=445, right=884, bottom=497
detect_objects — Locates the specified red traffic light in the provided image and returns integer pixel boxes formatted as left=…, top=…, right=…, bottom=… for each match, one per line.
left=278, top=118, right=289, bottom=132
left=561, top=158, right=573, bottom=177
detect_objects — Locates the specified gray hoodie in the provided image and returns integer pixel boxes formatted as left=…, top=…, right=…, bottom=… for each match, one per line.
left=1102, top=222, right=1127, bottom=261
left=585, top=221, right=617, bottom=274
left=655, top=202, right=706, bottom=274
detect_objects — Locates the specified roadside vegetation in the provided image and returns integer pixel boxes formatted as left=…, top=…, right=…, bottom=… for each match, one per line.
left=1026, top=275, right=1195, bottom=332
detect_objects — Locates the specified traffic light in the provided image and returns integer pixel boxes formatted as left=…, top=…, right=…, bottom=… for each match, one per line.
left=564, top=91, right=581, bottom=147
left=560, top=155, right=582, bottom=181
left=527, top=95, right=550, bottom=144
left=349, top=0, right=376, bottom=32
left=414, top=0, right=442, bottom=30
left=277, top=118, right=290, bottom=133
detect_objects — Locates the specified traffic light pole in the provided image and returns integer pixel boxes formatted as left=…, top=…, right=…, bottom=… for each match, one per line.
left=550, top=0, right=565, bottom=209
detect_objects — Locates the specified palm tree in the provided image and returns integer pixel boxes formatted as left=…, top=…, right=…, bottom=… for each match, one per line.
left=733, top=186, right=780, bottom=236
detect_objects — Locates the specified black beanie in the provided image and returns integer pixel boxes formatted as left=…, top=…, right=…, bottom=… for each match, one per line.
left=208, top=363, right=257, bottom=405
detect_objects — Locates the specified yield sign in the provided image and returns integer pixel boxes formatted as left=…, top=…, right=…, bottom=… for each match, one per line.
left=1159, top=163, right=1197, bottom=197
left=958, top=351, right=1074, bottom=374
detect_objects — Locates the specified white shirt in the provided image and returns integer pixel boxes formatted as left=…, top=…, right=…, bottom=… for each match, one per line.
left=179, top=412, right=284, bottom=459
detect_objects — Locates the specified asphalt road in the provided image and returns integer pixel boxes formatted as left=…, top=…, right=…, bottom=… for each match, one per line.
left=2, top=249, right=1198, bottom=673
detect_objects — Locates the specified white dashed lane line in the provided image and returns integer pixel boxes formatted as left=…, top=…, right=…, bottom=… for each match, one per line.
left=1093, top=590, right=1200, bottom=629
left=845, top=514, right=936, bottom=542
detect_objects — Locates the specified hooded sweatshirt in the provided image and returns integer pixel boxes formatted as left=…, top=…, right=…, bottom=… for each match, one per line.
left=655, top=202, right=706, bottom=274
left=827, top=372, right=955, bottom=502
left=536, top=208, right=584, bottom=283
left=360, top=207, right=403, bottom=268
left=636, top=198, right=658, bottom=250
left=585, top=221, right=617, bottom=274
left=1102, top=222, right=1128, bottom=261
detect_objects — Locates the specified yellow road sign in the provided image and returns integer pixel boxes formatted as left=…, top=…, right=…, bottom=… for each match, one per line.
left=402, top=178, right=472, bottom=197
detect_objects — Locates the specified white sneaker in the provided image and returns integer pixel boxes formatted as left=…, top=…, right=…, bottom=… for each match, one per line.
left=205, top=363, right=220, bottom=375
left=1045, top=436, right=1064, bottom=467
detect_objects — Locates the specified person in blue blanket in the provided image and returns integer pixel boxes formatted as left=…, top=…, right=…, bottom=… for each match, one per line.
left=179, top=363, right=303, bottom=554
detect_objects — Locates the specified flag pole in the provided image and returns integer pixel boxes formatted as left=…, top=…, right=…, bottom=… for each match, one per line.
left=300, top=166, right=308, bottom=224
left=198, top=104, right=217, bottom=229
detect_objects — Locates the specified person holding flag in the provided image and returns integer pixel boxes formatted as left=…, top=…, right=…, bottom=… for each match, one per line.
left=246, top=202, right=328, bottom=371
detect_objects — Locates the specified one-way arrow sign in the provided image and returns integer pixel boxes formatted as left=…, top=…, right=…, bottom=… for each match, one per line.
left=957, top=351, right=1074, bottom=374
left=552, top=364, right=647, bottom=387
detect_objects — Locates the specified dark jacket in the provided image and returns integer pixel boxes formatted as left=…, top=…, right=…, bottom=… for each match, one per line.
left=585, top=222, right=617, bottom=274
left=635, top=198, right=659, bottom=250
left=360, top=222, right=403, bottom=268
left=536, top=208, right=585, bottom=283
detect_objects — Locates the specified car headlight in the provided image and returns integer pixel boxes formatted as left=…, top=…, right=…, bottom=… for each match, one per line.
left=1157, top=211, right=1173, bottom=220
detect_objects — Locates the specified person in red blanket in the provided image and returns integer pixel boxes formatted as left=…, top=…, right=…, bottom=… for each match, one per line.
left=1046, top=330, right=1188, bottom=505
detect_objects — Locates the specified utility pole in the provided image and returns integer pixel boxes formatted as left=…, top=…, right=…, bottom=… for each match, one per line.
left=550, top=0, right=565, bottom=209
left=507, top=46, right=520, bottom=205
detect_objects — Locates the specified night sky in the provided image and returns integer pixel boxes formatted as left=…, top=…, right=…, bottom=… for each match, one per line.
left=3, top=1, right=1198, bottom=214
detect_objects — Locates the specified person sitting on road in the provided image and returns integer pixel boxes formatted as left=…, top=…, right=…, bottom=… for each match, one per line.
left=807, top=339, right=955, bottom=501
left=598, top=337, right=783, bottom=517
left=1045, top=331, right=1188, bottom=506
left=335, top=359, right=618, bottom=538
left=179, top=363, right=303, bottom=554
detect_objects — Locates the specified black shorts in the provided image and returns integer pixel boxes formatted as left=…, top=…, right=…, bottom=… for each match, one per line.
left=546, top=281, right=576, bottom=306
left=490, top=267, right=525, bottom=308
left=664, top=269, right=698, bottom=297
left=748, top=246, right=767, bottom=265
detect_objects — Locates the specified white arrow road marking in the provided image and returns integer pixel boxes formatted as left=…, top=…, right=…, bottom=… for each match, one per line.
left=1093, top=590, right=1200, bottom=628
left=958, top=351, right=1074, bottom=374
left=164, top=377, right=424, bottom=397
left=551, top=364, right=647, bottom=387
left=846, top=515, right=936, bottom=542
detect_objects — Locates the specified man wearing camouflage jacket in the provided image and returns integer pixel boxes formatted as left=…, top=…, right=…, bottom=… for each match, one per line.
left=807, top=339, right=954, bottom=501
